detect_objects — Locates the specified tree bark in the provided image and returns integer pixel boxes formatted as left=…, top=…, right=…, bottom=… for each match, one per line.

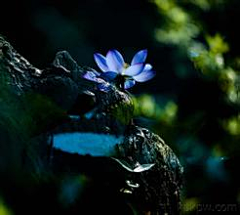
left=0, top=36, right=183, bottom=215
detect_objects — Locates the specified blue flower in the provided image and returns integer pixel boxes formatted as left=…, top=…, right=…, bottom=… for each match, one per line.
left=84, top=49, right=155, bottom=90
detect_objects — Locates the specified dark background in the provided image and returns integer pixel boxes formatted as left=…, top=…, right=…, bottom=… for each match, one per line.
left=1, top=0, right=240, bottom=93
left=0, top=0, right=184, bottom=95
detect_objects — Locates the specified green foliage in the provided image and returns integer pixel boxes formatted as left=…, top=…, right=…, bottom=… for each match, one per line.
left=183, top=0, right=226, bottom=11
left=223, top=115, right=240, bottom=136
left=134, top=94, right=177, bottom=125
left=153, top=0, right=240, bottom=137
left=148, top=0, right=240, bottom=212
left=154, top=0, right=199, bottom=45
left=0, top=199, right=12, bottom=215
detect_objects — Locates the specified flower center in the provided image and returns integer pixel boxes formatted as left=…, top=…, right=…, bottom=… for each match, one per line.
left=121, top=63, right=129, bottom=75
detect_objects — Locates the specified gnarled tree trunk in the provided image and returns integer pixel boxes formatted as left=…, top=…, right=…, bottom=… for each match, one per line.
left=0, top=36, right=183, bottom=215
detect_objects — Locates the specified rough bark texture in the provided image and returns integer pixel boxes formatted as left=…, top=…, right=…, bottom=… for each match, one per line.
left=0, top=37, right=183, bottom=215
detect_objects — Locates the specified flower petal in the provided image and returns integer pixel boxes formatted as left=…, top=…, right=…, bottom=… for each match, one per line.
left=112, top=49, right=125, bottom=68
left=143, top=63, right=152, bottom=71
left=106, top=50, right=124, bottom=73
left=124, top=63, right=144, bottom=76
left=94, top=53, right=108, bottom=72
left=100, top=71, right=118, bottom=81
left=124, top=79, right=136, bottom=89
left=83, top=71, right=98, bottom=82
left=131, top=49, right=148, bottom=65
left=97, top=83, right=111, bottom=92
left=133, top=69, right=156, bottom=82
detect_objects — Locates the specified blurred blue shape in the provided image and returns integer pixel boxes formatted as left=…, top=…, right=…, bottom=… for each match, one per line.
left=53, top=132, right=124, bottom=156
left=206, top=156, right=229, bottom=182
left=177, top=136, right=210, bottom=165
